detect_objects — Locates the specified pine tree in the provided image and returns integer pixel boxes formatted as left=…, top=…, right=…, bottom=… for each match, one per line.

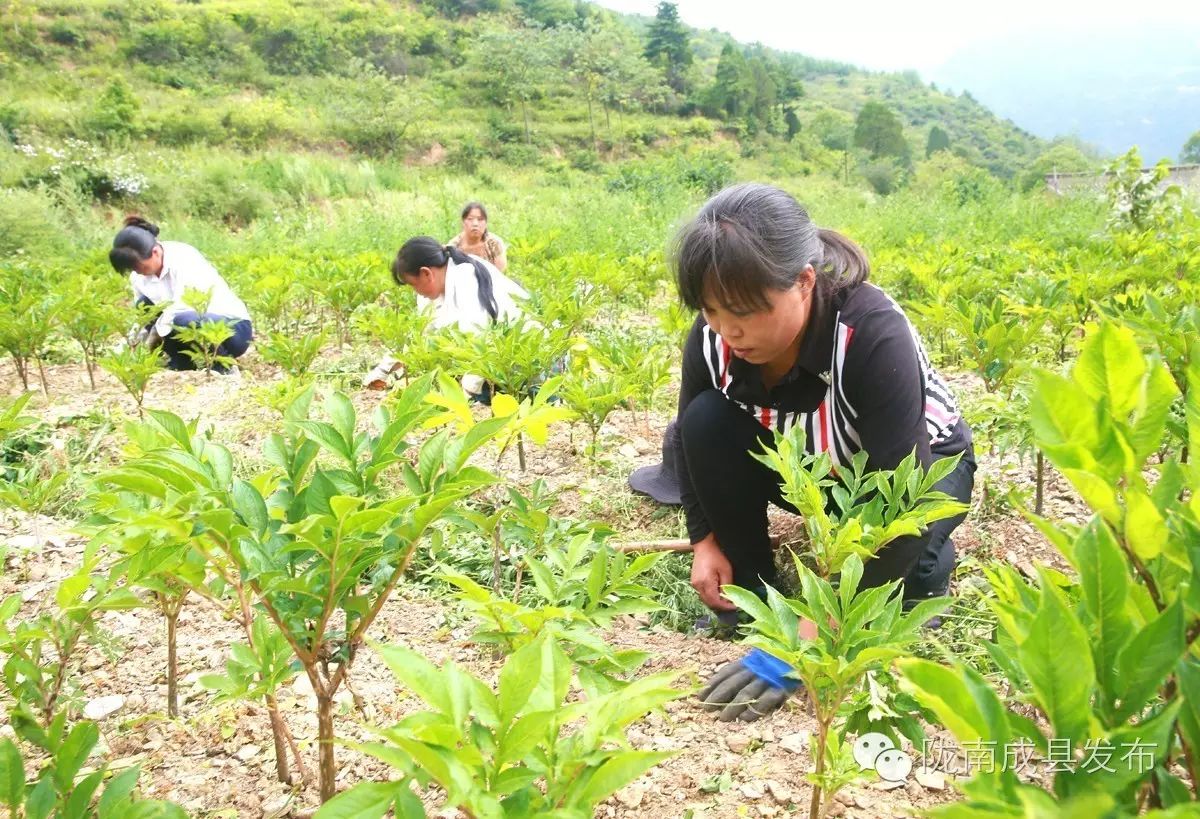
left=854, top=101, right=909, bottom=161
left=643, top=1, right=692, bottom=94
left=926, top=125, right=951, bottom=158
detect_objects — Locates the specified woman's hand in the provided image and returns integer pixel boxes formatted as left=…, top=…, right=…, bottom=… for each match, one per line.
left=691, top=534, right=736, bottom=611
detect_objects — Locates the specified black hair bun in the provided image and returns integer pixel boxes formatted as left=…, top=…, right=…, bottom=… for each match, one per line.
left=122, top=215, right=160, bottom=236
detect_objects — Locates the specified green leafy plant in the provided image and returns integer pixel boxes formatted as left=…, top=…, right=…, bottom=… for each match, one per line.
left=752, top=428, right=969, bottom=578
left=443, top=533, right=665, bottom=693
left=728, top=557, right=949, bottom=818
left=174, top=286, right=235, bottom=375
left=0, top=272, right=57, bottom=395
left=559, top=370, right=635, bottom=458
left=59, top=275, right=125, bottom=390
left=201, top=614, right=307, bottom=785
left=0, top=727, right=185, bottom=819
left=89, top=378, right=509, bottom=802
left=100, top=343, right=164, bottom=418
left=897, top=322, right=1200, bottom=814
left=725, top=427, right=968, bottom=819
left=316, top=634, right=683, bottom=819
left=946, top=295, right=1042, bottom=393
left=257, top=329, right=328, bottom=377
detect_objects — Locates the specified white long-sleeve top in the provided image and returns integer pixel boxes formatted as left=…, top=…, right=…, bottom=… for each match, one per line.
left=130, top=241, right=251, bottom=337
left=416, top=257, right=528, bottom=332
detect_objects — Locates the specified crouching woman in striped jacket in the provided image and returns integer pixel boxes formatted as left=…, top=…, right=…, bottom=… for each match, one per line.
left=675, top=183, right=975, bottom=721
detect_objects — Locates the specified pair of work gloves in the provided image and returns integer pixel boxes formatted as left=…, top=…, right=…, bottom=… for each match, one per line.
left=698, top=648, right=801, bottom=722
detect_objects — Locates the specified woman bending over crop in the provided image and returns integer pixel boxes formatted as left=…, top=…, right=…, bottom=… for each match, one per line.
left=674, top=184, right=975, bottom=721
left=363, top=237, right=530, bottom=398
left=108, top=216, right=253, bottom=373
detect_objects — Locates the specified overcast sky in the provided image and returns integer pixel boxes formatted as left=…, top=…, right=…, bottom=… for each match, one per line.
left=592, top=0, right=1200, bottom=77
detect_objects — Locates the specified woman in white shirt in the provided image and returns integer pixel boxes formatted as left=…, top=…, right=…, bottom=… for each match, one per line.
left=367, top=236, right=530, bottom=399
left=108, top=216, right=253, bottom=373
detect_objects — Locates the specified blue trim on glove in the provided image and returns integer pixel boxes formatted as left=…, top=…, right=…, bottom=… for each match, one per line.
left=741, top=648, right=801, bottom=692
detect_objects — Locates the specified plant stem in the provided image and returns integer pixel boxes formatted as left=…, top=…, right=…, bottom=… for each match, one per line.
left=315, top=686, right=336, bottom=803
left=165, top=601, right=180, bottom=718
left=266, top=694, right=293, bottom=784
left=1034, top=451, right=1044, bottom=515
left=809, top=721, right=826, bottom=819
left=491, top=526, right=503, bottom=595
left=517, top=432, right=526, bottom=472
left=35, top=356, right=48, bottom=397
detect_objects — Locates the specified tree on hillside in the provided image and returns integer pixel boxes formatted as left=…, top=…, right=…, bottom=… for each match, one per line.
left=1182, top=130, right=1200, bottom=164
left=643, top=1, right=692, bottom=94
left=1017, top=140, right=1098, bottom=192
left=516, top=0, right=586, bottom=28
left=854, top=101, right=909, bottom=161
left=466, top=26, right=558, bottom=144
left=561, top=23, right=667, bottom=147
left=926, top=125, right=950, bottom=157
left=710, top=42, right=752, bottom=119
left=810, top=109, right=854, bottom=151
left=785, top=108, right=801, bottom=140
left=428, top=0, right=502, bottom=16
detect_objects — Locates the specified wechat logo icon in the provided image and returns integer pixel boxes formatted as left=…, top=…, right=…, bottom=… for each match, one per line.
left=853, top=732, right=913, bottom=782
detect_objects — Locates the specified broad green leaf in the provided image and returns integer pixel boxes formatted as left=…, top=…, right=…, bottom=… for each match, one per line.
left=1072, top=520, right=1133, bottom=708
left=498, top=637, right=544, bottom=723
left=54, top=721, right=99, bottom=789
left=313, top=780, right=405, bottom=819
left=1128, top=360, right=1177, bottom=462
left=1017, top=573, right=1094, bottom=746
left=63, top=770, right=104, bottom=819
left=1114, top=601, right=1185, bottom=722
left=1174, top=659, right=1200, bottom=780
left=1075, top=323, right=1144, bottom=419
left=25, top=774, right=54, bottom=819
left=896, top=658, right=1013, bottom=752
left=572, top=751, right=675, bottom=808
left=1125, top=489, right=1168, bottom=563
left=97, top=766, right=141, bottom=816
left=326, top=391, right=357, bottom=448
left=0, top=739, right=23, bottom=810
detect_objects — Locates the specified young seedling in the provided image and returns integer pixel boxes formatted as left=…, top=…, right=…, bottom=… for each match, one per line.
left=201, top=614, right=308, bottom=785
left=257, top=329, right=328, bottom=377
left=443, top=533, right=665, bottom=693
left=315, top=634, right=683, bottom=819
left=560, top=370, right=635, bottom=459
left=60, top=275, right=125, bottom=390
left=0, top=279, right=57, bottom=395
left=175, top=286, right=235, bottom=375
left=723, top=427, right=967, bottom=819
left=100, top=343, right=164, bottom=418
left=91, top=377, right=510, bottom=802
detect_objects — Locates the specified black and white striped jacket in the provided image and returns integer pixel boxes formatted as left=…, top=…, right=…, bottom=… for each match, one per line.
left=678, top=281, right=971, bottom=541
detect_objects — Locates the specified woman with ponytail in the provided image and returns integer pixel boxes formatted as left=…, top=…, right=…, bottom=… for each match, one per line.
left=363, top=236, right=529, bottom=396
left=108, top=216, right=252, bottom=373
left=666, top=184, right=975, bottom=721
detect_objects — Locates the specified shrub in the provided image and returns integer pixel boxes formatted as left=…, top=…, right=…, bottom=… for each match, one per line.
left=85, top=77, right=142, bottom=143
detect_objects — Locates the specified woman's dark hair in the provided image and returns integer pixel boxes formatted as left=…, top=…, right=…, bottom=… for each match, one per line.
left=391, top=236, right=499, bottom=321
left=673, top=183, right=869, bottom=313
left=109, top=215, right=161, bottom=272
left=461, top=201, right=489, bottom=239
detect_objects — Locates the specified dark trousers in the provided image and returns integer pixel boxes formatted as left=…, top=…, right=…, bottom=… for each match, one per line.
left=679, top=390, right=975, bottom=600
left=159, top=312, right=253, bottom=372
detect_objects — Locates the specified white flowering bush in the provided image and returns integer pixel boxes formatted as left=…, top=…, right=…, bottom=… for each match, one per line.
left=13, top=138, right=149, bottom=201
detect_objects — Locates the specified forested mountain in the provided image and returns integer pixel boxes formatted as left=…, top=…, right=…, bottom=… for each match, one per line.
left=932, top=23, right=1200, bottom=164
left=0, top=0, right=1060, bottom=182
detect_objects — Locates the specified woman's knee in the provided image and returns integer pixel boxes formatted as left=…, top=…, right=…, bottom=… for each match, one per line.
left=679, top=390, right=741, bottom=450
